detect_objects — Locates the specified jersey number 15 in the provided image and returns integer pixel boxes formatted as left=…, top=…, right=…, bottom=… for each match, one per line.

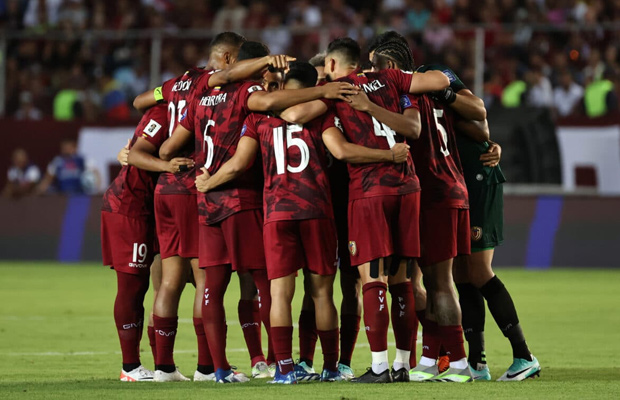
left=273, top=125, right=310, bottom=175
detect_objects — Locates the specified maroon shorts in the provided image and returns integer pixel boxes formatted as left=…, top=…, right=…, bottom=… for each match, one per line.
left=263, top=218, right=338, bottom=280
left=347, top=192, right=421, bottom=266
left=101, top=211, right=154, bottom=276
left=419, top=208, right=471, bottom=267
left=199, top=209, right=266, bottom=272
left=155, top=193, right=199, bottom=259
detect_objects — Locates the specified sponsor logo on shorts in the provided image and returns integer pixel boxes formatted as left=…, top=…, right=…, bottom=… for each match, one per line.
left=348, top=241, right=357, bottom=256
left=471, top=226, right=483, bottom=241
left=128, top=262, right=149, bottom=268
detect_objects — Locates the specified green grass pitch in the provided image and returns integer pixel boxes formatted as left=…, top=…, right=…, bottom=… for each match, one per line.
left=1, top=262, right=619, bottom=399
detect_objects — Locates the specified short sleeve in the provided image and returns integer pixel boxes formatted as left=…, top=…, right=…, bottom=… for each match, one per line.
left=240, top=82, right=265, bottom=113
left=382, top=69, right=414, bottom=94
left=241, top=114, right=260, bottom=141
left=400, top=94, right=419, bottom=111
left=321, top=111, right=343, bottom=133
left=160, top=77, right=176, bottom=102
left=179, top=97, right=196, bottom=132
left=140, top=104, right=169, bottom=147
left=24, top=166, right=41, bottom=183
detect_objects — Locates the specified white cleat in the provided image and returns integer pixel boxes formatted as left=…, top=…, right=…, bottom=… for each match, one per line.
left=193, top=370, right=216, bottom=381
left=252, top=361, right=272, bottom=379
left=154, top=368, right=190, bottom=382
left=119, top=365, right=154, bottom=382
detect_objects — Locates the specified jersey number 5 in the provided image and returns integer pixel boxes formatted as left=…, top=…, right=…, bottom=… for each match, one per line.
left=273, top=124, right=309, bottom=175
left=432, top=109, right=450, bottom=157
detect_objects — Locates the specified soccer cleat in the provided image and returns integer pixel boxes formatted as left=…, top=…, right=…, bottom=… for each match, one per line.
left=408, top=364, right=439, bottom=382
left=119, top=365, right=154, bottom=382
left=337, top=363, right=355, bottom=381
left=268, top=363, right=276, bottom=378
left=469, top=363, right=491, bottom=381
left=437, top=355, right=450, bottom=373
left=268, top=368, right=298, bottom=384
left=214, top=368, right=250, bottom=383
left=294, top=363, right=320, bottom=381
left=351, top=368, right=392, bottom=383
left=154, top=368, right=190, bottom=382
left=391, top=367, right=410, bottom=382
left=251, top=361, right=271, bottom=379
left=193, top=370, right=215, bottom=382
left=497, top=356, right=541, bottom=381
left=430, top=367, right=474, bottom=383
left=320, top=368, right=345, bottom=382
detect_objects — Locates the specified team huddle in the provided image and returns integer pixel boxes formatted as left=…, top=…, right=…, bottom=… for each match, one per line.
left=101, top=31, right=541, bottom=385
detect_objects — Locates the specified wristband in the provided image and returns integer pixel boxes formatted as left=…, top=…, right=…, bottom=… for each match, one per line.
left=154, top=86, right=165, bottom=104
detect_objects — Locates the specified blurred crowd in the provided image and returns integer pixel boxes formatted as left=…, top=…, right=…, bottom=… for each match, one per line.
left=1, top=0, right=620, bottom=121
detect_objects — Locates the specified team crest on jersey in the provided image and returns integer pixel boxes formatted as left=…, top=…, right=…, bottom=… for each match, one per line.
left=348, top=241, right=357, bottom=256
left=143, top=119, right=162, bottom=137
left=471, top=227, right=483, bottom=241
left=400, top=95, right=412, bottom=109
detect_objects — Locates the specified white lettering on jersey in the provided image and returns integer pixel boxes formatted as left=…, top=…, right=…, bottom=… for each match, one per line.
left=199, top=93, right=228, bottom=107
left=172, top=80, right=192, bottom=92
left=359, top=79, right=386, bottom=93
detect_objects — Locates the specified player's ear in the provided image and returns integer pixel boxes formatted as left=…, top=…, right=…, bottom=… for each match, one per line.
left=224, top=51, right=232, bottom=66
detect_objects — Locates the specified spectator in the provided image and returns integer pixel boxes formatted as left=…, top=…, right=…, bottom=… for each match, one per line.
left=526, top=68, right=554, bottom=107
left=288, top=0, right=321, bottom=28
left=261, top=14, right=291, bottom=55
left=584, top=70, right=618, bottom=118
left=37, top=139, right=99, bottom=195
left=15, top=92, right=43, bottom=120
left=2, top=148, right=41, bottom=198
left=212, top=0, right=247, bottom=32
left=553, top=70, right=584, bottom=117
left=406, top=0, right=431, bottom=30
left=245, top=0, right=269, bottom=30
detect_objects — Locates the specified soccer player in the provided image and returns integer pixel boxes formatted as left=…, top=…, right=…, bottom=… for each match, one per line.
left=280, top=37, right=450, bottom=383
left=416, top=64, right=541, bottom=381
left=194, top=61, right=411, bottom=384
left=101, top=104, right=192, bottom=381
left=159, top=41, right=358, bottom=383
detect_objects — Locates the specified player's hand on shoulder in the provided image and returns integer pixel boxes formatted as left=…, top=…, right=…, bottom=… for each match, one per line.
left=391, top=142, right=410, bottom=163
left=167, top=157, right=195, bottom=174
left=117, top=139, right=130, bottom=166
left=347, top=90, right=372, bottom=112
left=322, top=82, right=360, bottom=101
left=480, top=141, right=501, bottom=167
left=195, top=167, right=211, bottom=193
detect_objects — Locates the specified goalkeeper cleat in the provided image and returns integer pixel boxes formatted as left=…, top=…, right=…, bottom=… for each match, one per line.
left=193, top=370, right=215, bottom=382
left=252, top=361, right=271, bottom=378
left=408, top=364, right=438, bottom=382
left=497, top=356, right=541, bottom=381
left=214, top=368, right=250, bottom=383
left=437, top=355, right=450, bottom=373
left=469, top=363, right=491, bottom=381
left=430, top=367, right=474, bottom=383
left=154, top=368, right=190, bottom=382
left=337, top=363, right=355, bottom=381
left=351, top=367, right=392, bottom=383
left=120, top=365, right=154, bottom=382
left=294, top=363, right=320, bottom=381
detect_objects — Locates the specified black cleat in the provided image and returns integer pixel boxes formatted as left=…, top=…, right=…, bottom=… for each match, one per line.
left=391, top=368, right=410, bottom=382
left=351, top=368, right=393, bottom=383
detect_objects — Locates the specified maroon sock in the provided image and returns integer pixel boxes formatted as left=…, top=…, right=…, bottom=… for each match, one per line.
left=271, top=326, right=294, bottom=374
left=438, top=325, right=467, bottom=362
left=114, top=271, right=149, bottom=366
left=409, top=314, right=419, bottom=367
left=389, top=282, right=415, bottom=351
left=252, top=269, right=274, bottom=364
left=193, top=317, right=214, bottom=369
left=147, top=325, right=157, bottom=365
left=362, top=282, right=389, bottom=352
left=339, top=314, right=360, bottom=366
left=153, top=315, right=178, bottom=367
left=318, top=329, right=339, bottom=372
left=417, top=310, right=441, bottom=360
left=238, top=299, right=265, bottom=365
left=298, top=309, right=317, bottom=364
left=202, top=266, right=232, bottom=371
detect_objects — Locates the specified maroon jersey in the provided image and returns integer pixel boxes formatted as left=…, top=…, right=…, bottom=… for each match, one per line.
left=156, top=67, right=212, bottom=195
left=102, top=105, right=168, bottom=217
left=403, top=94, right=469, bottom=209
left=180, top=81, right=264, bottom=225
left=322, top=69, right=420, bottom=201
left=242, top=113, right=334, bottom=223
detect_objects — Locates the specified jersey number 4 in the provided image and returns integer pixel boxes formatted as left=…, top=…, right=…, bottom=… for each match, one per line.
left=372, top=117, right=397, bottom=148
left=273, top=125, right=309, bottom=175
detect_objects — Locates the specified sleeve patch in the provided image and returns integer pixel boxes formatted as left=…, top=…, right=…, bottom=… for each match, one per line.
left=443, top=69, right=457, bottom=83
left=143, top=119, right=162, bottom=137
left=400, top=95, right=412, bottom=109
left=240, top=125, right=247, bottom=137
left=247, top=85, right=263, bottom=93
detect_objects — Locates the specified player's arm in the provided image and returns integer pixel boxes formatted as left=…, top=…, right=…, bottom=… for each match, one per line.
left=408, top=70, right=450, bottom=94
left=480, top=140, right=502, bottom=167
left=347, top=91, right=421, bottom=139
left=128, top=137, right=195, bottom=173
left=322, top=127, right=409, bottom=164
left=133, top=88, right=162, bottom=113
left=196, top=136, right=259, bottom=193
left=159, top=125, right=193, bottom=161
left=248, top=82, right=358, bottom=112
left=207, top=55, right=295, bottom=88
left=432, top=87, right=487, bottom=121
left=117, top=139, right=130, bottom=166
left=279, top=100, right=329, bottom=125
left=455, top=119, right=490, bottom=144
